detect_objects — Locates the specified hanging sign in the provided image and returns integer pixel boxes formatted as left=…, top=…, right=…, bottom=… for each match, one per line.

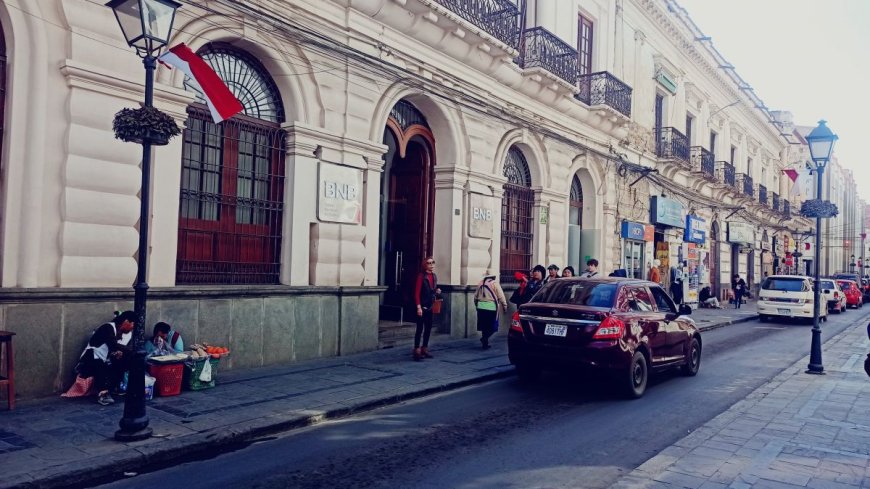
left=684, top=215, right=706, bottom=244
left=318, top=163, right=363, bottom=224
left=727, top=221, right=755, bottom=245
left=651, top=196, right=686, bottom=228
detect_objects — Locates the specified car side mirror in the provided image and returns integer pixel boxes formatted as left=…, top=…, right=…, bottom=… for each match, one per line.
left=678, top=304, right=692, bottom=316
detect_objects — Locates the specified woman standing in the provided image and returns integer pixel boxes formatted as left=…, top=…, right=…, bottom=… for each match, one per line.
left=475, top=272, right=508, bottom=350
left=413, top=256, right=441, bottom=361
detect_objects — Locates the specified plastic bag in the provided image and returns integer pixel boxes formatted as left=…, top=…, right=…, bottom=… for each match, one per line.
left=198, top=358, right=213, bottom=382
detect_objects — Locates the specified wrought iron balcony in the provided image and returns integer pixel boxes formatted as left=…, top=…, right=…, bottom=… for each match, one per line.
left=737, top=173, right=754, bottom=197
left=716, top=161, right=736, bottom=187
left=432, top=0, right=522, bottom=48
left=516, top=27, right=578, bottom=84
left=758, top=184, right=768, bottom=205
left=576, top=71, right=632, bottom=117
left=691, top=146, right=715, bottom=179
left=783, top=199, right=791, bottom=218
left=772, top=192, right=780, bottom=212
left=655, top=127, right=690, bottom=164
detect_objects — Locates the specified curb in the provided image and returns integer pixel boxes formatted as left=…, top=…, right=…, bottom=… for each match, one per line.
left=5, top=368, right=515, bottom=489
left=6, top=315, right=757, bottom=489
left=696, top=313, right=758, bottom=332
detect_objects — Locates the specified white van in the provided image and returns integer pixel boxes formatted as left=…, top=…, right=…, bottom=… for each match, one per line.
left=758, top=275, right=828, bottom=322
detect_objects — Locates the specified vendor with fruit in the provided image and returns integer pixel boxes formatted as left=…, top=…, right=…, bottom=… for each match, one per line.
left=146, top=322, right=185, bottom=355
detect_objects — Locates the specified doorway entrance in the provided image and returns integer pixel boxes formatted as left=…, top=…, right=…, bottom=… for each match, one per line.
left=710, top=222, right=720, bottom=298
left=379, top=100, right=436, bottom=322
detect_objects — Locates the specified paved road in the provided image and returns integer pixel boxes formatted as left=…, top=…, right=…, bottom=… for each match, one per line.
left=89, top=310, right=869, bottom=489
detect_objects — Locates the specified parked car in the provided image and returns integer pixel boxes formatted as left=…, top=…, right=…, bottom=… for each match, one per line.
left=758, top=275, right=828, bottom=323
left=507, top=277, right=701, bottom=399
left=833, top=273, right=869, bottom=302
left=836, top=280, right=863, bottom=309
left=819, top=279, right=845, bottom=314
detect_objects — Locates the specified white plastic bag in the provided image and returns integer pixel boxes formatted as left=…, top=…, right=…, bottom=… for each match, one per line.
left=198, top=359, right=212, bottom=382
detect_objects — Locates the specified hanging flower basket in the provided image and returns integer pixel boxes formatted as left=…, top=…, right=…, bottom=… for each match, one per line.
left=799, top=199, right=838, bottom=219
left=113, top=106, right=181, bottom=146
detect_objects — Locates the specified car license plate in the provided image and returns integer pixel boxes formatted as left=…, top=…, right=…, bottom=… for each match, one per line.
left=544, top=324, right=567, bottom=337
left=777, top=308, right=790, bottom=314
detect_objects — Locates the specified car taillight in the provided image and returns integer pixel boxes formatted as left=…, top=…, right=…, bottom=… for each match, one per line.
left=510, top=311, right=522, bottom=332
left=592, top=316, right=625, bottom=340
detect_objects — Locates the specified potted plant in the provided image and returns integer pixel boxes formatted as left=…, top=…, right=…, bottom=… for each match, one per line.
left=112, top=106, right=181, bottom=146
left=799, top=199, right=839, bottom=219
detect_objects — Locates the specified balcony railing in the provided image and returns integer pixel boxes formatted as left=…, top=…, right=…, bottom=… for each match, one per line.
left=772, top=192, right=780, bottom=212
left=758, top=184, right=768, bottom=205
left=716, top=161, right=736, bottom=187
left=655, top=127, right=690, bottom=164
left=737, top=173, right=754, bottom=197
left=783, top=199, right=791, bottom=218
left=576, top=72, right=632, bottom=117
left=691, top=146, right=715, bottom=179
left=433, top=0, right=522, bottom=48
left=517, top=27, right=578, bottom=84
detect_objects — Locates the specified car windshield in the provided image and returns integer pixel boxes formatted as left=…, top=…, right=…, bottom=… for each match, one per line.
left=532, top=281, right=617, bottom=307
left=762, top=278, right=807, bottom=292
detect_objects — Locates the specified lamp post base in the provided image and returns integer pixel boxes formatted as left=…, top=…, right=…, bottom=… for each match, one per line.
left=114, top=426, right=153, bottom=442
left=805, top=368, right=826, bottom=375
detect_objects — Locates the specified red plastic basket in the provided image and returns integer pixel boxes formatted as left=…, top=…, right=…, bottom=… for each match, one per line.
left=148, top=362, right=184, bottom=397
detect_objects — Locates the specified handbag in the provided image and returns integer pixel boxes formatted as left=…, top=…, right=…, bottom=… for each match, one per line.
left=431, top=299, right=443, bottom=314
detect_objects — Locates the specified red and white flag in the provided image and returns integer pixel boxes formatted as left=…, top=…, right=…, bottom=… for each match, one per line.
left=159, top=43, right=243, bottom=123
left=782, top=168, right=802, bottom=196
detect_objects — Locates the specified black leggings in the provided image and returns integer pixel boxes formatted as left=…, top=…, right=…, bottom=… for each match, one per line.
left=477, top=309, right=498, bottom=344
left=414, top=309, right=434, bottom=348
left=78, top=350, right=125, bottom=393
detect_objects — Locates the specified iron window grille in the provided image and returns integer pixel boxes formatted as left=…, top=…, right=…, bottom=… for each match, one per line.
left=757, top=184, right=768, bottom=205
left=501, top=147, right=534, bottom=284
left=177, top=44, right=286, bottom=285
left=432, top=0, right=522, bottom=47
left=772, top=193, right=780, bottom=212
left=516, top=27, right=579, bottom=84
left=737, top=173, right=754, bottom=197
left=575, top=72, right=632, bottom=117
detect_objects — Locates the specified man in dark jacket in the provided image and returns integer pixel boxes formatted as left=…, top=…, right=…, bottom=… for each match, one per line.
left=511, top=265, right=546, bottom=306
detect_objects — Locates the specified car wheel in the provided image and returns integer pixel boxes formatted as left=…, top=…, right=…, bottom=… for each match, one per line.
left=515, top=362, right=541, bottom=382
left=681, top=338, right=701, bottom=377
left=623, top=351, right=648, bottom=399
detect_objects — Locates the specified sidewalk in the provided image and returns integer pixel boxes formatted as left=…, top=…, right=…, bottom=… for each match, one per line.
left=0, top=308, right=757, bottom=489
left=613, top=311, right=870, bottom=489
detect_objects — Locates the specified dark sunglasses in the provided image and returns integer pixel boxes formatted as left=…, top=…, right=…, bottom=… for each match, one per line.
left=426, top=261, right=435, bottom=264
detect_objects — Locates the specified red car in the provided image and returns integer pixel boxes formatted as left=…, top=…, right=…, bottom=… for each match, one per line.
left=836, top=280, right=863, bottom=308
left=508, top=278, right=701, bottom=398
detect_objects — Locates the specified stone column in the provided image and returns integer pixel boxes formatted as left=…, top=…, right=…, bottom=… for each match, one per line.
left=433, top=166, right=467, bottom=285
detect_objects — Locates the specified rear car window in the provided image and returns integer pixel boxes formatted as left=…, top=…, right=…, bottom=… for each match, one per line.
left=837, top=281, right=853, bottom=291
left=762, top=278, right=808, bottom=292
left=820, top=280, right=837, bottom=290
left=533, top=282, right=617, bottom=307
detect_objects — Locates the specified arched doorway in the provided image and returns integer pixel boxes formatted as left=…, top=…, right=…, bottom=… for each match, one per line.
left=176, top=43, right=286, bottom=284
left=379, top=100, right=436, bottom=320
left=500, top=146, right=534, bottom=283
left=710, top=222, right=720, bottom=299
left=568, top=174, right=584, bottom=273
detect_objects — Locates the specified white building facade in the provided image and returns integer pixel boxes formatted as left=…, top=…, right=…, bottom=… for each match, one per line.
left=0, top=0, right=810, bottom=399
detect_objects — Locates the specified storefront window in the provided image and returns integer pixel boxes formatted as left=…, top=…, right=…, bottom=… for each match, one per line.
left=624, top=240, right=645, bottom=279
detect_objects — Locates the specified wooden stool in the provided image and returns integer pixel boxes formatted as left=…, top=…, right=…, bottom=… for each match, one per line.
left=0, top=331, right=14, bottom=410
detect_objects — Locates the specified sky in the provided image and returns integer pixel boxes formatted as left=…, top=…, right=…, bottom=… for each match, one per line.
left=677, top=0, right=870, bottom=201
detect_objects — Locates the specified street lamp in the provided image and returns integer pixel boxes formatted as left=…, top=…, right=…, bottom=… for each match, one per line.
left=850, top=254, right=856, bottom=272
left=107, top=0, right=181, bottom=441
left=804, top=120, right=838, bottom=375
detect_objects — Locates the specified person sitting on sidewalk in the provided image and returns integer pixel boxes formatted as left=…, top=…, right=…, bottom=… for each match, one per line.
left=74, top=311, right=136, bottom=405
left=699, top=285, right=721, bottom=308
left=146, top=321, right=184, bottom=355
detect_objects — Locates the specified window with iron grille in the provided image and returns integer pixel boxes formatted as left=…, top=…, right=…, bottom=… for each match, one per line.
left=177, top=44, right=286, bottom=285
left=570, top=174, right=583, bottom=227
left=501, top=146, right=534, bottom=283
left=577, top=13, right=593, bottom=76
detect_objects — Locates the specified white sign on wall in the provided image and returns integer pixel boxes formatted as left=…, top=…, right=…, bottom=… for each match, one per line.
left=318, top=163, right=363, bottom=224
left=727, top=222, right=755, bottom=245
left=468, top=193, right=494, bottom=238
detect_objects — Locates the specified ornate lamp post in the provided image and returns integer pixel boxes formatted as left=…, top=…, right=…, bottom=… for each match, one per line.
left=106, top=0, right=182, bottom=441
left=804, top=120, right=838, bottom=375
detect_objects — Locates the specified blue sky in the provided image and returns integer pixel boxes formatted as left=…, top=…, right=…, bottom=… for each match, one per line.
left=677, top=0, right=870, bottom=200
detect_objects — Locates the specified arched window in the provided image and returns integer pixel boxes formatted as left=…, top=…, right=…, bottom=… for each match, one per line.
left=176, top=43, right=286, bottom=284
left=500, top=146, right=534, bottom=283
left=569, top=175, right=583, bottom=227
